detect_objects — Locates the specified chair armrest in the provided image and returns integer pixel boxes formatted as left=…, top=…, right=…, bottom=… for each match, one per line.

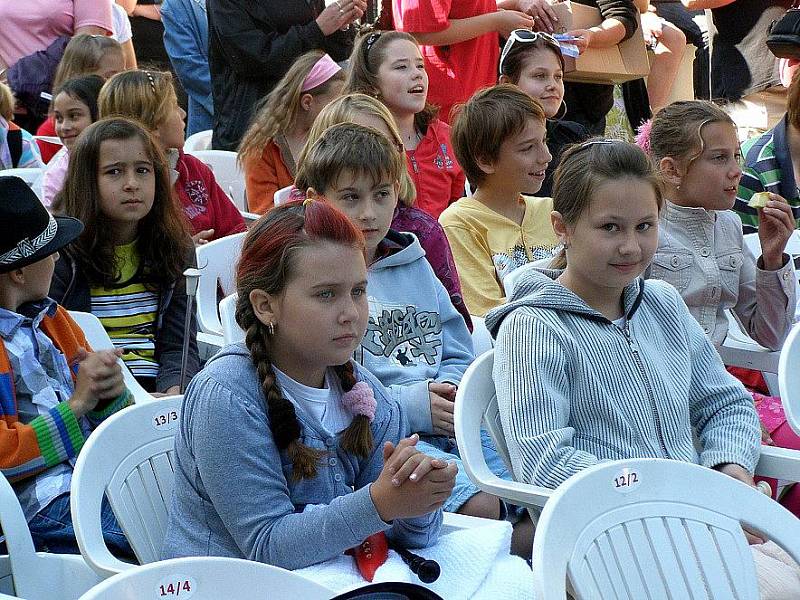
left=755, top=446, right=800, bottom=482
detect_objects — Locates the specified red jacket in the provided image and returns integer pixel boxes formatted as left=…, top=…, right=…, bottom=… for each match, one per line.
left=175, top=151, right=247, bottom=240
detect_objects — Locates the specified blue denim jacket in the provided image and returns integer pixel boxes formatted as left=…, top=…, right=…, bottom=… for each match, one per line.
left=161, top=0, right=214, bottom=135
left=162, top=344, right=442, bottom=569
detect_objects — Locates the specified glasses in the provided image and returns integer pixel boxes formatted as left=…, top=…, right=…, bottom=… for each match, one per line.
left=499, top=29, right=561, bottom=75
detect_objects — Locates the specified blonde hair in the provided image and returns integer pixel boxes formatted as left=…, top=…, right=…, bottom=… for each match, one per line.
left=53, top=34, right=124, bottom=90
left=98, top=69, right=176, bottom=131
left=238, top=51, right=345, bottom=165
left=300, top=93, right=416, bottom=206
left=0, top=82, right=14, bottom=120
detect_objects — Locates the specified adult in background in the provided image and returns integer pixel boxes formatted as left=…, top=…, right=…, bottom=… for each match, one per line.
left=683, top=0, right=790, bottom=140
left=161, top=0, right=213, bottom=136
left=207, top=0, right=365, bottom=151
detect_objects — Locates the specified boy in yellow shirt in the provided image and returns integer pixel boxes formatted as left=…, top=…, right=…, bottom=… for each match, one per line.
left=440, top=84, right=558, bottom=316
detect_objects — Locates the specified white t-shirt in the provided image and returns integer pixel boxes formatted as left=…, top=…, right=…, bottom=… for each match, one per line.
left=111, top=2, right=132, bottom=44
left=273, top=367, right=353, bottom=435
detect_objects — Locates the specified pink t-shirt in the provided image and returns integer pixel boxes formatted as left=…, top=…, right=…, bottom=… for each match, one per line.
left=0, top=0, right=113, bottom=68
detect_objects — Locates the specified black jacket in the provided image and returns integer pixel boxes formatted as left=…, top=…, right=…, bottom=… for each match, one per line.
left=541, top=119, right=591, bottom=197
left=49, top=250, right=200, bottom=393
left=207, top=0, right=355, bottom=151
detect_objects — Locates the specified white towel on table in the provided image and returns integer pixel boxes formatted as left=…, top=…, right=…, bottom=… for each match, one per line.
left=295, top=519, right=532, bottom=599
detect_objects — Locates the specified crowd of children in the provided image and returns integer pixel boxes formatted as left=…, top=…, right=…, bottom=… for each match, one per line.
left=2, top=9, right=800, bottom=597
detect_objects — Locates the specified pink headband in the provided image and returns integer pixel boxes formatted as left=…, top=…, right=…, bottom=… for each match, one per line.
left=301, top=54, right=342, bottom=92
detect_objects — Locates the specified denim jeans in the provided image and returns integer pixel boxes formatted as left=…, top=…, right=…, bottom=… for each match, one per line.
left=28, top=493, right=134, bottom=558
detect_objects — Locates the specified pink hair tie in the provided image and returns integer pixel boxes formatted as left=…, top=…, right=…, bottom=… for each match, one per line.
left=341, top=381, right=377, bottom=422
left=635, top=118, right=654, bottom=156
left=301, top=54, right=342, bottom=92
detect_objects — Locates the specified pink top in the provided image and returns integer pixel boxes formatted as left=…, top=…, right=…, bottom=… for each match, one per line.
left=42, top=148, right=70, bottom=207
left=0, top=0, right=113, bottom=68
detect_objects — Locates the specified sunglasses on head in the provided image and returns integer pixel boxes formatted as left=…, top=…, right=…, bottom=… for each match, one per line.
left=499, top=29, right=561, bottom=75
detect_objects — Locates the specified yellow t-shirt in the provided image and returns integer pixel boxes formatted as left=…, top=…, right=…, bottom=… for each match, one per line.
left=439, top=195, right=559, bottom=316
left=89, top=241, right=159, bottom=380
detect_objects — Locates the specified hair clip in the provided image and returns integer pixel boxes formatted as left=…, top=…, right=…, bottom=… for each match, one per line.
left=341, top=381, right=377, bottom=422
left=143, top=70, right=156, bottom=94
left=303, top=196, right=315, bottom=206
left=364, top=32, right=382, bottom=59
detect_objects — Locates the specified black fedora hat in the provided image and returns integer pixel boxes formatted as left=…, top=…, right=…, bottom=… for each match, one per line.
left=0, top=177, right=83, bottom=274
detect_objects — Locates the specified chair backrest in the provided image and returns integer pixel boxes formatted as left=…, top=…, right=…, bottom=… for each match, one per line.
left=470, top=315, right=494, bottom=356
left=219, top=293, right=245, bottom=345
left=78, top=556, right=332, bottom=600
left=531, top=458, right=800, bottom=600
left=0, top=168, right=44, bottom=200
left=68, top=311, right=154, bottom=404
left=71, top=398, right=183, bottom=578
left=183, top=129, right=213, bottom=152
left=273, top=185, right=293, bottom=207
left=779, top=322, right=800, bottom=437
left=195, top=232, right=246, bottom=335
left=186, top=150, right=247, bottom=211
left=453, top=350, right=552, bottom=510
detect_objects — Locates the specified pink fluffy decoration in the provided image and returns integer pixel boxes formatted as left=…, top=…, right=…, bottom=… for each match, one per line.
left=341, top=381, right=377, bottom=422
left=635, top=118, right=654, bottom=156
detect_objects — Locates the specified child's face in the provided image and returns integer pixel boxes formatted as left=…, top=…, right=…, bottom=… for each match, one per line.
left=509, top=48, right=564, bottom=119
left=559, top=177, right=660, bottom=300
left=18, top=252, right=59, bottom=305
left=154, top=95, right=186, bottom=150
left=485, top=118, right=550, bottom=194
left=97, top=137, right=156, bottom=236
left=94, top=51, right=125, bottom=80
left=322, top=169, right=398, bottom=261
left=675, top=121, right=742, bottom=211
left=53, top=92, right=92, bottom=151
left=265, top=240, right=369, bottom=380
left=376, top=39, right=428, bottom=117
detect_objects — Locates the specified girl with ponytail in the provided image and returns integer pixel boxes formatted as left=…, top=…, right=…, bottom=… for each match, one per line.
left=163, top=199, right=456, bottom=569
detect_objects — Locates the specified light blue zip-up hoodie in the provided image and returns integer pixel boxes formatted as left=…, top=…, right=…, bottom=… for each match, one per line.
left=354, top=230, right=474, bottom=434
left=485, top=268, right=761, bottom=491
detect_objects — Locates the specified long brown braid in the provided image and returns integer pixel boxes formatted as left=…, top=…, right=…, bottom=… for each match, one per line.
left=235, top=201, right=370, bottom=480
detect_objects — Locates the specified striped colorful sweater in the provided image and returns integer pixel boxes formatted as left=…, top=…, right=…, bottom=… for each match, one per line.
left=736, top=116, right=800, bottom=234
left=485, top=269, right=761, bottom=491
left=0, top=306, right=130, bottom=482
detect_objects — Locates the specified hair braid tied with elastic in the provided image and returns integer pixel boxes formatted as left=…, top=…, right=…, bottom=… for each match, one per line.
left=335, top=362, right=374, bottom=459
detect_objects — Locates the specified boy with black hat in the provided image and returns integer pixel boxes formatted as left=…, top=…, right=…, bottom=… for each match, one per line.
left=0, top=176, right=132, bottom=554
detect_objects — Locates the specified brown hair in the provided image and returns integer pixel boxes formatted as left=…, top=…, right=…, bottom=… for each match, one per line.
left=238, top=51, right=345, bottom=166
left=299, top=93, right=416, bottom=206
left=551, top=139, right=663, bottom=269
left=451, top=83, right=546, bottom=187
left=499, top=37, right=565, bottom=83
left=235, top=201, right=372, bottom=480
left=295, top=122, right=406, bottom=201
left=345, top=30, right=439, bottom=131
left=54, top=117, right=191, bottom=286
left=648, top=100, right=735, bottom=170
left=0, top=82, right=14, bottom=120
left=98, top=69, right=176, bottom=131
left=53, top=34, right=124, bottom=90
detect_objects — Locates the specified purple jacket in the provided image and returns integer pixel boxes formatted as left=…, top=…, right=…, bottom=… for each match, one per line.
left=8, top=36, right=69, bottom=119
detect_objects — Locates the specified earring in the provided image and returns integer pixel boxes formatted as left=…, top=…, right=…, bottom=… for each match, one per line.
left=562, top=240, right=570, bottom=250
left=267, top=322, right=275, bottom=336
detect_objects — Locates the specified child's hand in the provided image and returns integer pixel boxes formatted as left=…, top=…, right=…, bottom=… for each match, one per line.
left=316, top=0, right=366, bottom=36
left=757, top=194, right=795, bottom=271
left=493, top=10, right=536, bottom=38
left=429, top=382, right=456, bottom=436
left=68, top=348, right=125, bottom=417
left=370, top=435, right=457, bottom=521
left=714, top=463, right=767, bottom=545
left=191, top=229, right=215, bottom=245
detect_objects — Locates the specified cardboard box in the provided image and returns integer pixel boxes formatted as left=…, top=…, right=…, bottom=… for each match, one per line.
left=550, top=1, right=650, bottom=85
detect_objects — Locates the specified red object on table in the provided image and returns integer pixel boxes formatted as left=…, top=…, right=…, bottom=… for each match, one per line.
left=347, top=532, right=389, bottom=582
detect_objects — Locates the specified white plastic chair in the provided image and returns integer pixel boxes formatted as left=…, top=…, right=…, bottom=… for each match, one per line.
left=0, top=471, right=101, bottom=599
left=219, top=293, right=244, bottom=345
left=779, top=322, right=800, bottom=437
left=273, top=185, right=293, bottom=207
left=0, top=167, right=44, bottom=200
left=469, top=315, right=494, bottom=357
left=78, top=556, right=333, bottom=599
left=68, top=311, right=155, bottom=405
left=195, top=232, right=246, bottom=352
left=70, top=398, right=183, bottom=578
left=531, top=458, right=800, bottom=599
left=182, top=129, right=212, bottom=152
left=185, top=150, right=247, bottom=212
left=455, top=349, right=800, bottom=514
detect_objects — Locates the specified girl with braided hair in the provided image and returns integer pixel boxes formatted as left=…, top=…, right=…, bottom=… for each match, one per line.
left=162, top=199, right=456, bottom=568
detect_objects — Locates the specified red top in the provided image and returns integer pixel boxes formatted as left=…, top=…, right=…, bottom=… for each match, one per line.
left=35, top=116, right=61, bottom=164
left=393, top=0, right=499, bottom=123
left=406, top=118, right=465, bottom=219
left=175, top=151, right=247, bottom=240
